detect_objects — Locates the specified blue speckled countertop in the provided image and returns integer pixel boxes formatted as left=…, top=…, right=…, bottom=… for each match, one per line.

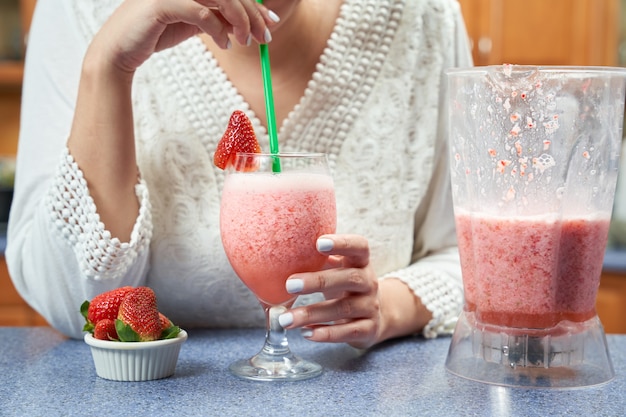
left=0, top=327, right=624, bottom=417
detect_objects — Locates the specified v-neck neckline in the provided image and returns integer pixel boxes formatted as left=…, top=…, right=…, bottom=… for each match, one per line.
left=152, top=0, right=402, bottom=160
left=189, top=0, right=351, bottom=144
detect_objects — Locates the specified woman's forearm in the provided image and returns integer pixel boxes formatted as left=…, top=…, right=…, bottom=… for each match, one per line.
left=67, top=45, right=140, bottom=242
left=378, top=278, right=433, bottom=343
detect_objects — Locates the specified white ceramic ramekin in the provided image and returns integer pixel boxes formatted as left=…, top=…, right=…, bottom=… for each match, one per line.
left=84, top=330, right=188, bottom=381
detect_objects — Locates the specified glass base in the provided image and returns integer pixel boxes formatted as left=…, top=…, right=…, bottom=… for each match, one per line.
left=229, top=306, right=322, bottom=382
left=445, top=311, right=615, bottom=389
left=229, top=352, right=323, bottom=382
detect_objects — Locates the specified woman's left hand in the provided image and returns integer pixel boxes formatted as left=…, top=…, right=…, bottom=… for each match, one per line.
left=278, top=234, right=384, bottom=349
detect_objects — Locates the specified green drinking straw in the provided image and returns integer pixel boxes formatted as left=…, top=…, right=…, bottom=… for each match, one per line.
left=256, top=0, right=281, bottom=172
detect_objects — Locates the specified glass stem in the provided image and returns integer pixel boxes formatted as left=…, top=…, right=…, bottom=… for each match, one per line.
left=262, top=305, right=291, bottom=357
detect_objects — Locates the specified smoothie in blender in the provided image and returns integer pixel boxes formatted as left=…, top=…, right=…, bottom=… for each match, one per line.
left=456, top=210, right=610, bottom=329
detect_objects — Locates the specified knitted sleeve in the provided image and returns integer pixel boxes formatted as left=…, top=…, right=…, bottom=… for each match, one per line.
left=47, top=148, right=153, bottom=281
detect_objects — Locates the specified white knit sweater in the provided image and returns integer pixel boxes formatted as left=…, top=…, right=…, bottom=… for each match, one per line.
left=7, top=0, right=473, bottom=339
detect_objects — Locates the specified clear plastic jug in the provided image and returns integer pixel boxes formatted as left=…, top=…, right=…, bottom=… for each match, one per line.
left=445, top=65, right=626, bottom=388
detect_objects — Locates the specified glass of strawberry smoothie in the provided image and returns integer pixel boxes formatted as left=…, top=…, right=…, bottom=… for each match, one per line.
left=444, top=65, right=626, bottom=388
left=220, top=152, right=336, bottom=381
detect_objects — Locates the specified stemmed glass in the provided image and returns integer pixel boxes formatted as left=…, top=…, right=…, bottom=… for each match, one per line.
left=220, top=152, right=337, bottom=381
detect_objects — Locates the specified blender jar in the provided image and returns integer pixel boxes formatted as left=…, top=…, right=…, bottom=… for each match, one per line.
left=445, top=65, right=626, bottom=388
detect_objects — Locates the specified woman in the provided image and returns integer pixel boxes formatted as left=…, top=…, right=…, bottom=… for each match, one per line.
left=7, top=0, right=472, bottom=348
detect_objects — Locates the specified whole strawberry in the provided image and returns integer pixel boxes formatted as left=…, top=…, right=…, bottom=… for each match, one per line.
left=159, top=312, right=172, bottom=331
left=158, top=312, right=181, bottom=339
left=93, top=319, right=118, bottom=341
left=80, top=286, right=133, bottom=334
left=116, top=287, right=163, bottom=342
left=213, top=110, right=262, bottom=170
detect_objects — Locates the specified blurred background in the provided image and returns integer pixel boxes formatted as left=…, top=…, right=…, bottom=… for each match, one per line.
left=0, top=0, right=625, bottom=331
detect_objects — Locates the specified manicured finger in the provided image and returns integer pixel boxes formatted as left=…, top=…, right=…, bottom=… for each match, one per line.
left=286, top=267, right=377, bottom=296
left=198, top=0, right=269, bottom=45
left=278, top=295, right=379, bottom=331
left=159, top=1, right=232, bottom=49
left=316, top=235, right=370, bottom=268
left=238, top=0, right=274, bottom=43
left=302, top=320, right=378, bottom=349
left=212, top=4, right=278, bottom=45
left=253, top=3, right=281, bottom=41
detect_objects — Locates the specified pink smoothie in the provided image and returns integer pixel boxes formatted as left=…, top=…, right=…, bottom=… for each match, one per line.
left=220, top=172, right=336, bottom=306
left=455, top=211, right=610, bottom=328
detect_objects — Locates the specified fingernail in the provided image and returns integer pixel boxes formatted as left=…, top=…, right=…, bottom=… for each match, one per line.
left=264, top=28, right=272, bottom=43
left=278, top=312, right=294, bottom=327
left=268, top=10, right=280, bottom=23
left=316, top=238, right=334, bottom=252
left=286, top=278, right=304, bottom=294
left=245, top=34, right=252, bottom=46
left=226, top=39, right=232, bottom=50
left=301, top=328, right=313, bottom=338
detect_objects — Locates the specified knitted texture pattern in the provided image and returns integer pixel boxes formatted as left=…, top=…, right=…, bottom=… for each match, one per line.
left=47, top=149, right=152, bottom=281
left=41, top=0, right=467, bottom=334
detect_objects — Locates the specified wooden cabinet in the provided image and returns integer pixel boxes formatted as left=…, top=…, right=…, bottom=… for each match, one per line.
left=458, top=0, right=620, bottom=66
left=0, top=88, right=21, bottom=156
left=0, top=0, right=40, bottom=326
left=0, top=0, right=36, bottom=155
left=597, top=271, right=626, bottom=334
left=0, top=257, right=48, bottom=326
left=0, top=0, right=35, bottom=87
left=0, top=62, right=23, bottom=89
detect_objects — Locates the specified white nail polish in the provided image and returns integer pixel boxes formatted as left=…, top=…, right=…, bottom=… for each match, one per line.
left=226, top=39, right=232, bottom=50
left=301, top=328, right=313, bottom=338
left=246, top=34, right=252, bottom=46
left=286, top=278, right=304, bottom=294
left=268, top=10, right=280, bottom=23
left=264, top=28, right=272, bottom=43
left=316, top=238, right=334, bottom=252
left=278, top=312, right=294, bottom=327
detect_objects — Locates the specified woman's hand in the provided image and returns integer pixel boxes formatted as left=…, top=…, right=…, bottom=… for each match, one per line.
left=278, top=234, right=384, bottom=350
left=91, top=0, right=277, bottom=74
left=279, top=234, right=434, bottom=349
